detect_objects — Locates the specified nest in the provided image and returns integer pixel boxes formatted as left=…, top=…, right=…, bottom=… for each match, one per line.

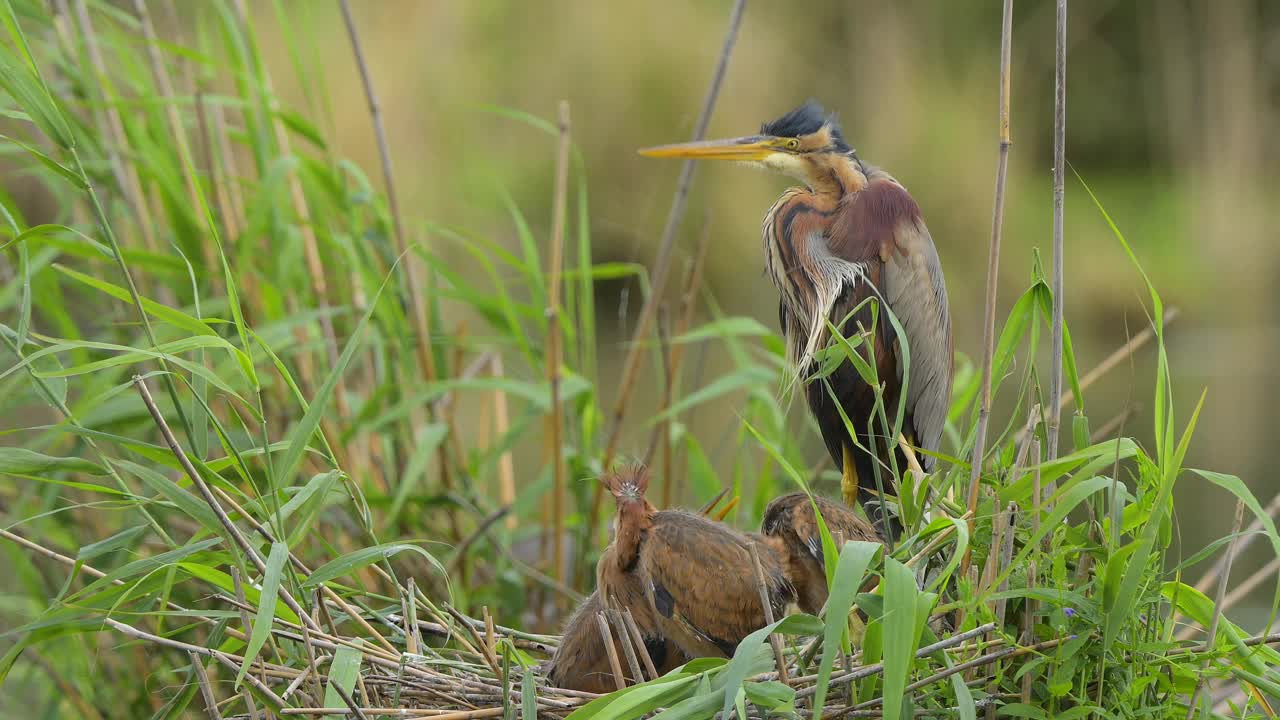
left=96, top=563, right=1039, bottom=719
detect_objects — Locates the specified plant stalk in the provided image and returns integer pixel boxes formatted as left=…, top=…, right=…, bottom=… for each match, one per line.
left=1046, top=0, right=1068, bottom=462
left=588, top=0, right=747, bottom=553
left=964, top=0, right=1014, bottom=576
left=546, top=100, right=573, bottom=597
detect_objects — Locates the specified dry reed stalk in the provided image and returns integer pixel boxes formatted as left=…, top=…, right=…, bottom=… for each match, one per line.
left=794, top=622, right=998, bottom=699
left=189, top=652, right=225, bottom=720
left=401, top=588, right=419, bottom=657
left=193, top=91, right=229, bottom=248
left=336, top=0, right=451, bottom=514
left=207, top=484, right=401, bottom=655
left=542, top=101, right=573, bottom=593
left=130, top=0, right=220, bottom=284
left=63, top=1, right=156, bottom=258
left=336, top=0, right=437, bottom=380
left=843, top=636, right=1070, bottom=715
left=68, top=0, right=175, bottom=307
left=986, top=501, right=1017, bottom=720
left=489, top=355, right=518, bottom=530
left=978, top=496, right=1008, bottom=601
left=484, top=606, right=498, bottom=666
left=594, top=612, right=628, bottom=691
left=134, top=375, right=321, bottom=633
left=643, top=217, right=713, bottom=482
left=1022, top=437, right=1042, bottom=702
left=295, top=614, right=326, bottom=708
left=668, top=218, right=713, bottom=501
left=644, top=304, right=674, bottom=469
left=1218, top=557, right=1280, bottom=614
left=225, top=3, right=352, bottom=457
left=331, top=679, right=372, bottom=720
left=1046, top=0, right=1068, bottom=461
left=587, top=0, right=748, bottom=551
left=606, top=608, right=646, bottom=687
left=750, top=543, right=790, bottom=684
left=103, top=617, right=288, bottom=706
left=964, top=0, right=1014, bottom=578
left=1193, top=490, right=1280, bottom=595
left=993, top=502, right=1016, bottom=628
left=447, top=604, right=500, bottom=674
left=208, top=99, right=262, bottom=320
left=1184, top=499, right=1246, bottom=717
left=621, top=608, right=659, bottom=680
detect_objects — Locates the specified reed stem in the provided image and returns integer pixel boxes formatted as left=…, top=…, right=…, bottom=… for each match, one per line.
left=964, top=0, right=1014, bottom=576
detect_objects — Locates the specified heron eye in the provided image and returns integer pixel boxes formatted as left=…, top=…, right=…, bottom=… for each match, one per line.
left=784, top=138, right=801, bottom=150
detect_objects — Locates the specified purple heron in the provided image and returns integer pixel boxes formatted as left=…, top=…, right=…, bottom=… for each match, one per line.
left=640, top=101, right=953, bottom=539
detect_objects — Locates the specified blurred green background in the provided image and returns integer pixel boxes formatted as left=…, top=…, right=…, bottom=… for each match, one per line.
left=233, top=0, right=1280, bottom=609
left=4, top=0, right=1279, bottom=620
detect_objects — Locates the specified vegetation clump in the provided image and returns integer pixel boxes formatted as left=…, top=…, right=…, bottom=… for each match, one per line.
left=0, top=1, right=1277, bottom=718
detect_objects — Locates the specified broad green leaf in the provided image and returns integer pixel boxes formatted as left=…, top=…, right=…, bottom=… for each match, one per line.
left=322, top=640, right=363, bottom=716
left=718, top=614, right=822, bottom=718
left=648, top=366, right=773, bottom=425
left=175, top=562, right=300, bottom=625
left=54, top=264, right=217, bottom=338
left=0, top=447, right=105, bottom=476
left=1106, top=391, right=1204, bottom=651
left=568, top=674, right=699, bottom=720
left=237, top=541, right=289, bottom=688
left=882, top=557, right=922, bottom=720
left=742, top=680, right=793, bottom=709
left=77, top=525, right=147, bottom=562
left=303, top=542, right=445, bottom=588
left=673, top=317, right=772, bottom=344
left=0, top=133, right=82, bottom=187
left=521, top=667, right=537, bottom=720
left=115, top=459, right=221, bottom=535
left=66, top=539, right=222, bottom=604
left=813, top=540, right=881, bottom=711
left=280, top=470, right=344, bottom=547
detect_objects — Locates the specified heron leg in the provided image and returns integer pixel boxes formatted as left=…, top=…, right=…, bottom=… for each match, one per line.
left=840, top=444, right=859, bottom=507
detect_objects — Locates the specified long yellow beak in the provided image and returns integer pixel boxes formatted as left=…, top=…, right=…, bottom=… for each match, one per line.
left=637, top=135, right=783, bottom=161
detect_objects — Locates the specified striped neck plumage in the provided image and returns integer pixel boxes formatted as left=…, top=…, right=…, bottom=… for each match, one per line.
left=763, top=154, right=871, bottom=387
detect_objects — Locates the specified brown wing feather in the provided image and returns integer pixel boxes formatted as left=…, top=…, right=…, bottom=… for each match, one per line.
left=641, top=510, right=794, bottom=658
left=828, top=172, right=952, bottom=472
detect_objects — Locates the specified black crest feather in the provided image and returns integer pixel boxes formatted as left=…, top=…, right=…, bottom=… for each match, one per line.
left=761, top=100, right=851, bottom=153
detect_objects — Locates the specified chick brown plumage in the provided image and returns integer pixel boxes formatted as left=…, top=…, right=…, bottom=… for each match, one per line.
left=545, top=590, right=684, bottom=693
left=598, top=466, right=796, bottom=660
left=760, top=492, right=883, bottom=614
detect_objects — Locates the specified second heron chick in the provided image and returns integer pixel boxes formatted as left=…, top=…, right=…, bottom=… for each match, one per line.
left=759, top=492, right=884, bottom=615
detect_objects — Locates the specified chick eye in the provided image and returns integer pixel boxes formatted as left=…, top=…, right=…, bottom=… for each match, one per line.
left=784, top=138, right=801, bottom=150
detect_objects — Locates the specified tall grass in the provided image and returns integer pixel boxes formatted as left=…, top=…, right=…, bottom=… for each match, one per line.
left=0, top=1, right=1277, bottom=718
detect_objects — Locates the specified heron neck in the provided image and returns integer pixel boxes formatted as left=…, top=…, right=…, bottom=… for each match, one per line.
left=613, top=501, right=653, bottom=569
left=805, top=154, right=867, bottom=203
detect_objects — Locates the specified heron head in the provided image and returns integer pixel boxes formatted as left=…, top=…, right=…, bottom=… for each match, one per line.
left=638, top=100, right=854, bottom=184
left=600, top=464, right=652, bottom=507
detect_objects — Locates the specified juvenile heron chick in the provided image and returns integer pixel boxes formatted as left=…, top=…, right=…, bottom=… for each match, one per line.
left=759, top=492, right=883, bottom=615
left=545, top=591, right=684, bottom=693
left=640, top=101, right=953, bottom=540
left=598, top=465, right=795, bottom=660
